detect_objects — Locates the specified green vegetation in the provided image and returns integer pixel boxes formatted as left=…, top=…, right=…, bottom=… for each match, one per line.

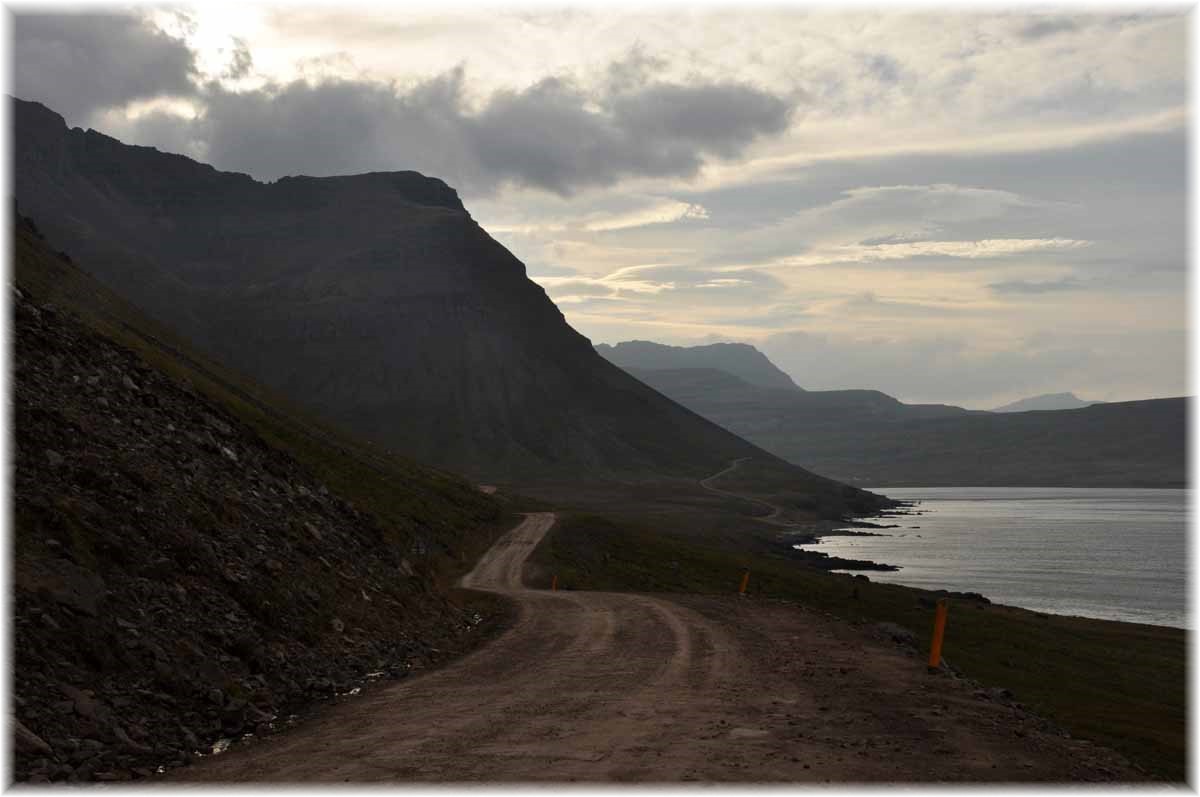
left=530, top=513, right=1186, bottom=780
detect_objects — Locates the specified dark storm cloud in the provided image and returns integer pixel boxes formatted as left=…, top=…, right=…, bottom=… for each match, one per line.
left=125, top=69, right=793, bottom=195
left=13, top=12, right=197, bottom=122
left=194, top=72, right=476, bottom=184
left=470, top=77, right=791, bottom=194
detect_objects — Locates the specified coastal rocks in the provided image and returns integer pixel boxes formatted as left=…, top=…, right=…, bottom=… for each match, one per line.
left=918, top=590, right=992, bottom=608
left=789, top=547, right=900, bottom=572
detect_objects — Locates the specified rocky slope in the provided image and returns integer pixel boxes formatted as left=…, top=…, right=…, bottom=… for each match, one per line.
left=10, top=218, right=514, bottom=783
left=11, top=97, right=885, bottom=519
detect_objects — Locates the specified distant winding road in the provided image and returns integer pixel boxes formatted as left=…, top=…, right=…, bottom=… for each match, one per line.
left=176, top=513, right=1142, bottom=783
left=699, top=457, right=793, bottom=524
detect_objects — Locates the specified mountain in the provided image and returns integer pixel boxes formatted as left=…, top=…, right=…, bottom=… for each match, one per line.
left=992, top=392, right=1103, bottom=413
left=596, top=340, right=802, bottom=391
left=12, top=97, right=887, bottom=516
left=618, top=363, right=1185, bottom=488
left=11, top=214, right=519, bottom=782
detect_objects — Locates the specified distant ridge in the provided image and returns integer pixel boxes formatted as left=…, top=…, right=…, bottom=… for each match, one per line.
left=991, top=392, right=1104, bottom=413
left=596, top=340, right=802, bottom=391
left=603, top=341, right=1185, bottom=488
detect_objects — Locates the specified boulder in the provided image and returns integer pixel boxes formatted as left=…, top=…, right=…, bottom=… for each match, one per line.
left=12, top=718, right=53, bottom=756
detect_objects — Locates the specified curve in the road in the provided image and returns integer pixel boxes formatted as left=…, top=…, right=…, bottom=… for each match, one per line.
left=174, top=512, right=1144, bottom=784
left=176, top=513, right=739, bottom=781
left=699, top=457, right=794, bottom=525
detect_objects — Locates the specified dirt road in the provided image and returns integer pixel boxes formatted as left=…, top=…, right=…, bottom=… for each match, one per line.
left=176, top=513, right=1142, bottom=783
left=699, top=457, right=792, bottom=524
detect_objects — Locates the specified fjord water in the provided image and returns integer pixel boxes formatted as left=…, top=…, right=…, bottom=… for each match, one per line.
left=800, top=487, right=1188, bottom=628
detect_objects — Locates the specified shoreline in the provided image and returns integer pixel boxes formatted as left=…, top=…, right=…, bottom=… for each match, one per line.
left=777, top=500, right=924, bottom=573
left=784, top=492, right=1186, bottom=632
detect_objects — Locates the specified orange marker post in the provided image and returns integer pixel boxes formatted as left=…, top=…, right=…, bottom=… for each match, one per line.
left=551, top=574, right=558, bottom=591
left=739, top=570, right=750, bottom=596
left=928, top=598, right=949, bottom=669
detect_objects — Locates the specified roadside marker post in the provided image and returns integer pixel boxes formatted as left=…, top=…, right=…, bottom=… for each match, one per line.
left=928, top=598, right=948, bottom=669
left=739, top=570, right=750, bottom=596
left=551, top=574, right=558, bottom=591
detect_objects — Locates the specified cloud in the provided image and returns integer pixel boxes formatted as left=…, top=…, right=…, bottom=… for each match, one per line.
left=113, top=66, right=792, bottom=195
left=685, top=181, right=1092, bottom=271
left=13, top=12, right=198, bottom=122
left=223, top=38, right=254, bottom=80
left=837, top=291, right=973, bottom=318
left=860, top=53, right=901, bottom=84
left=782, top=237, right=1090, bottom=268
left=13, top=14, right=795, bottom=194
left=760, top=330, right=1092, bottom=405
left=988, top=276, right=1086, bottom=295
left=582, top=200, right=710, bottom=232
left=192, top=72, right=478, bottom=185
left=17, top=21, right=795, bottom=197
left=1017, top=16, right=1080, bottom=40
left=760, top=326, right=1185, bottom=407
left=466, top=76, right=791, bottom=194
left=534, top=263, right=784, bottom=309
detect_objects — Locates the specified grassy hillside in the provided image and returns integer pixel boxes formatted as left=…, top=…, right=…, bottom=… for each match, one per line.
left=529, top=514, right=1186, bottom=780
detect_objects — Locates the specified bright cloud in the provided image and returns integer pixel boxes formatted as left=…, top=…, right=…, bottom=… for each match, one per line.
left=777, top=238, right=1091, bottom=268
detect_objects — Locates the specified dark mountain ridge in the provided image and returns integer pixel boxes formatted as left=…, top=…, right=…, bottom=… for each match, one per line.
left=607, top=347, right=1185, bottom=488
left=13, top=97, right=887, bottom=516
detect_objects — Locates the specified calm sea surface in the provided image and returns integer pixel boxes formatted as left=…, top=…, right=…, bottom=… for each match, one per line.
left=796, top=487, right=1189, bottom=629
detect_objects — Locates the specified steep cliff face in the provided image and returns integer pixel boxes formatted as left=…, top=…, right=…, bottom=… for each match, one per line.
left=14, top=97, right=878, bottom=502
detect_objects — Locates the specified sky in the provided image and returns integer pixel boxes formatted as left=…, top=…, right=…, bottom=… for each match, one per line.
left=8, top=3, right=1190, bottom=408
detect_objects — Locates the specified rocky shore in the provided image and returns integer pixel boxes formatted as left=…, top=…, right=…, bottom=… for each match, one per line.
left=778, top=509, right=924, bottom=572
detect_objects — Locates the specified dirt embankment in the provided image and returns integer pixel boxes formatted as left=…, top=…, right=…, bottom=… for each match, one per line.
left=11, top=287, right=504, bottom=783
left=177, top=513, right=1144, bottom=783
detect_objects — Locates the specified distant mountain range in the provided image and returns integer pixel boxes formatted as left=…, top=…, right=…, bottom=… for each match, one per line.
left=991, top=392, right=1104, bottom=413
left=598, top=341, right=1185, bottom=487
left=596, top=340, right=802, bottom=391
left=11, top=97, right=888, bottom=517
